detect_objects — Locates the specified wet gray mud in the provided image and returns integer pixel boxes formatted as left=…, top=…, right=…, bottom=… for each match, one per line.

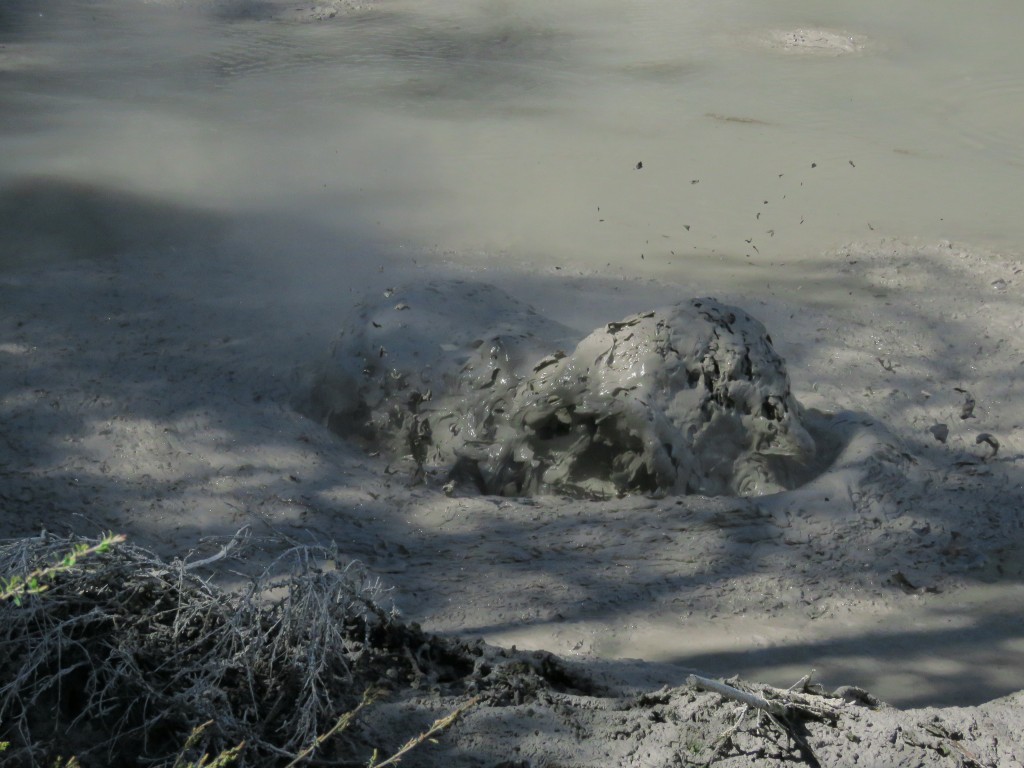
left=298, top=280, right=864, bottom=499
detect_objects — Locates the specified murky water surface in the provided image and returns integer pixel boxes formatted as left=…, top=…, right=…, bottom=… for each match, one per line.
left=4, top=0, right=1024, bottom=284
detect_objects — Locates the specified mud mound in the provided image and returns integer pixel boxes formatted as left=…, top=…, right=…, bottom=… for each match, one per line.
left=0, top=535, right=591, bottom=767
left=299, top=281, right=825, bottom=498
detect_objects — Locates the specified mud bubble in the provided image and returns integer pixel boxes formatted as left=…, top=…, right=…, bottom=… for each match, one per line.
left=297, top=280, right=837, bottom=498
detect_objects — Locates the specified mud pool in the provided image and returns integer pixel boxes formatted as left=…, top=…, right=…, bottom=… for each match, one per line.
left=2, top=0, right=1024, bottom=709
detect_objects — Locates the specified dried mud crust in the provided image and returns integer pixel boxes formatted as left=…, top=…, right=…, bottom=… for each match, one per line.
left=0, top=535, right=594, bottom=768
left=299, top=281, right=832, bottom=498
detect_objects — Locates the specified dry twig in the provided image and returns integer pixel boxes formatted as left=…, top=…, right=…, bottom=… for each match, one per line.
left=688, top=672, right=859, bottom=767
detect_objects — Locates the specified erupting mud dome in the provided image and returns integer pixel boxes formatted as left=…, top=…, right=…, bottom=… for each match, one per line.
left=298, top=281, right=825, bottom=498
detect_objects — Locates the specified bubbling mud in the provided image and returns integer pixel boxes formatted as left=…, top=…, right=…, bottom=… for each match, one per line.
left=297, top=280, right=830, bottom=498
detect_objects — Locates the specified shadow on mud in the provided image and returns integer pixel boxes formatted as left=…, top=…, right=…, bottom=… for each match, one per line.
left=0, top=176, right=226, bottom=267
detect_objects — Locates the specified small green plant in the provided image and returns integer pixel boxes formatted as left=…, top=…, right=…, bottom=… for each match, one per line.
left=366, top=696, right=481, bottom=768
left=281, top=687, right=383, bottom=768
left=0, top=744, right=81, bottom=767
left=1, top=533, right=125, bottom=762
left=0, top=532, right=125, bottom=605
left=171, top=721, right=244, bottom=768
left=171, top=689, right=478, bottom=768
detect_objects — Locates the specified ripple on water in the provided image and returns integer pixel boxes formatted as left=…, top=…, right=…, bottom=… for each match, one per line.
left=206, top=28, right=353, bottom=81
left=940, top=72, right=1024, bottom=166
left=203, top=13, right=570, bottom=107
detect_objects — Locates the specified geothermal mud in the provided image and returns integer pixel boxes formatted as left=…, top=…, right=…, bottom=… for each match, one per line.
left=299, top=280, right=841, bottom=498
